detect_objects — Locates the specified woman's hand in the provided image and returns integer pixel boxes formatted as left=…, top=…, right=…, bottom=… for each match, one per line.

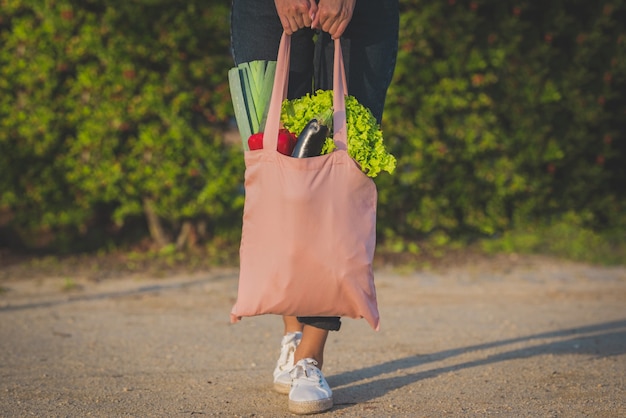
left=274, top=0, right=318, bottom=35
left=312, top=0, right=356, bottom=39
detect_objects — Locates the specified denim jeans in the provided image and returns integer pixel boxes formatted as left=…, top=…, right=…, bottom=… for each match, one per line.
left=231, top=0, right=399, bottom=332
left=230, top=0, right=399, bottom=123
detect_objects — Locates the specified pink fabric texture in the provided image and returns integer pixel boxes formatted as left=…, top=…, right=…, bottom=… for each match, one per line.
left=230, top=33, right=380, bottom=330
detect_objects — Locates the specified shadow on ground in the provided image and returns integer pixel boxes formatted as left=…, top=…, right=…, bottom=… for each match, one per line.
left=329, top=319, right=626, bottom=406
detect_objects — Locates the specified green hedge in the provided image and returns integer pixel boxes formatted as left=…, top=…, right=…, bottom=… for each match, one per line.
left=0, top=0, right=243, bottom=250
left=1, top=0, right=624, bottom=254
left=378, top=0, right=625, bottom=246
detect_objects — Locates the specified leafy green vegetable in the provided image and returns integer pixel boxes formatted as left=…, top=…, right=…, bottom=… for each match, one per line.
left=281, top=90, right=396, bottom=177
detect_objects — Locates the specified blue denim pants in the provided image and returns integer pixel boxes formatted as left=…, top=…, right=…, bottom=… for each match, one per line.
left=230, top=0, right=399, bottom=123
left=231, top=0, right=398, bottom=331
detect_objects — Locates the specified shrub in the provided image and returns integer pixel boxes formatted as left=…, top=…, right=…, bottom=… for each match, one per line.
left=378, top=0, right=625, bottom=244
left=1, top=0, right=624, bottom=259
left=0, top=0, right=242, bottom=251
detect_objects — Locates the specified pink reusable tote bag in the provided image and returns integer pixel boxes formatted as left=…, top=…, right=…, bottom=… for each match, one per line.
left=231, top=33, right=380, bottom=330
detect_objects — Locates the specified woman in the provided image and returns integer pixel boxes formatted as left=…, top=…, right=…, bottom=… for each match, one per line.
left=230, top=0, right=399, bottom=414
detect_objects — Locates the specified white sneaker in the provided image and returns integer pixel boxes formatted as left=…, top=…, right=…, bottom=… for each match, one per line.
left=288, top=358, right=333, bottom=415
left=272, top=332, right=302, bottom=394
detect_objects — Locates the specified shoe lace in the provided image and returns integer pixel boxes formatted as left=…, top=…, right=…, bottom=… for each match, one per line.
left=277, top=333, right=300, bottom=371
left=291, top=358, right=322, bottom=382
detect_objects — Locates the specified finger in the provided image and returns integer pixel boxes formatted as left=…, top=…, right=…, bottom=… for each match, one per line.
left=308, top=0, right=318, bottom=25
left=288, top=15, right=301, bottom=33
left=316, top=13, right=333, bottom=33
left=325, top=20, right=340, bottom=38
left=320, top=15, right=339, bottom=35
left=279, top=15, right=293, bottom=34
left=302, top=11, right=313, bottom=27
left=330, top=19, right=349, bottom=39
left=311, top=3, right=331, bottom=30
left=293, top=12, right=306, bottom=29
left=311, top=12, right=320, bottom=29
left=316, top=10, right=342, bottom=35
left=293, top=1, right=311, bottom=27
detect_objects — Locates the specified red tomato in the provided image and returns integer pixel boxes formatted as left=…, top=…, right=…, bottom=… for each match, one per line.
left=247, top=132, right=264, bottom=150
left=277, top=129, right=297, bottom=155
left=247, top=129, right=297, bottom=156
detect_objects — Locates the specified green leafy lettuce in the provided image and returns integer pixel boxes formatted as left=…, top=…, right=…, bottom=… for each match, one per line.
left=280, top=90, right=396, bottom=178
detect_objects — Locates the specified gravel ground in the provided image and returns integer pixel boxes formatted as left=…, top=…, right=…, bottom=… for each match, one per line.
left=0, top=255, right=625, bottom=417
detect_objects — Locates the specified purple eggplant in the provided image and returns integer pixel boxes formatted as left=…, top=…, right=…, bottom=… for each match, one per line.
left=291, top=109, right=333, bottom=158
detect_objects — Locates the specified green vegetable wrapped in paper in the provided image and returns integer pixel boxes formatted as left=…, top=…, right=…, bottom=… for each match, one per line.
left=281, top=90, right=396, bottom=178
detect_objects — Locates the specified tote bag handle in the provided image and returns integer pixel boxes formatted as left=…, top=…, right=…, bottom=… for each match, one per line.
left=264, top=33, right=348, bottom=152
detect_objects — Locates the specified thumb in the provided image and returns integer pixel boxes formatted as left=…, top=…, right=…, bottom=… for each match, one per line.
left=308, top=0, right=319, bottom=26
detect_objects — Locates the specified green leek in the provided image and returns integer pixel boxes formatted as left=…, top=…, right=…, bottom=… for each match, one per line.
left=228, top=60, right=276, bottom=151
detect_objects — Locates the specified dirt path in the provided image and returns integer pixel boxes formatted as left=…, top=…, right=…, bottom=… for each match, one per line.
left=1, top=255, right=625, bottom=417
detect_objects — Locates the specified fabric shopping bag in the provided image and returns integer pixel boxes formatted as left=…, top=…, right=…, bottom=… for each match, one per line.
left=230, top=33, right=380, bottom=330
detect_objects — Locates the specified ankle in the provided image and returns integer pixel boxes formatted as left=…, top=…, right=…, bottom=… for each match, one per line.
left=283, top=316, right=304, bottom=334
